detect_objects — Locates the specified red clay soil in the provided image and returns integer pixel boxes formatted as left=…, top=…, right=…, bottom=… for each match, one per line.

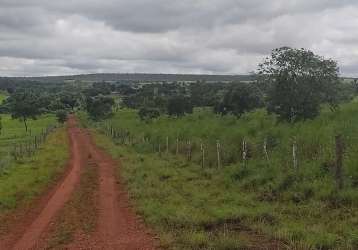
left=1, top=115, right=157, bottom=250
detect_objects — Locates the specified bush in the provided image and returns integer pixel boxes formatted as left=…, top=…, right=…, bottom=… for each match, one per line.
left=56, top=110, right=68, bottom=124
left=138, top=107, right=160, bottom=122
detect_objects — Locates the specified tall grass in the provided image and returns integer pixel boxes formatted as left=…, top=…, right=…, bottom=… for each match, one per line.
left=83, top=100, right=358, bottom=249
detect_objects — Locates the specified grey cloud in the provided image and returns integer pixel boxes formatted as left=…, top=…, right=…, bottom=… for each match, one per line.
left=0, top=0, right=357, bottom=76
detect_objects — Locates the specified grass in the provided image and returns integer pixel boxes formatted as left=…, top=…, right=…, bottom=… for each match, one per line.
left=0, top=114, right=57, bottom=170
left=0, top=126, right=69, bottom=214
left=82, top=100, right=358, bottom=249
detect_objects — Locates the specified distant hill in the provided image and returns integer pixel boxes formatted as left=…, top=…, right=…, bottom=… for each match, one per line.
left=9, top=73, right=254, bottom=83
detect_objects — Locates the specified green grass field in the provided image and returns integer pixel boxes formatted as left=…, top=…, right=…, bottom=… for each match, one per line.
left=0, top=114, right=57, bottom=164
left=0, top=127, right=69, bottom=215
left=83, top=100, right=358, bottom=249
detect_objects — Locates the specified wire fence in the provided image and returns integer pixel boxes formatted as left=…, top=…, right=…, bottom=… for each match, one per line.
left=0, top=124, right=57, bottom=173
left=100, top=123, right=353, bottom=190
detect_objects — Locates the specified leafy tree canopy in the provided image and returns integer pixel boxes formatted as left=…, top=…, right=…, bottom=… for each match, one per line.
left=167, top=96, right=193, bottom=117
left=8, top=90, right=42, bottom=131
left=86, top=95, right=115, bottom=120
left=138, top=107, right=160, bottom=122
left=214, top=83, right=263, bottom=116
left=258, top=47, right=340, bottom=122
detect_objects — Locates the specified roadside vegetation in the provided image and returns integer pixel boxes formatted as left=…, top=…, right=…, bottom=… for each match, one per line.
left=79, top=48, right=358, bottom=249
left=83, top=99, right=358, bottom=249
left=0, top=127, right=69, bottom=215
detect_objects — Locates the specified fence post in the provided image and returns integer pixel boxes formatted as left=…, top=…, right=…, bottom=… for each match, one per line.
left=187, top=140, right=192, bottom=161
left=335, top=134, right=344, bottom=190
left=13, top=146, right=18, bottom=160
left=242, top=139, right=247, bottom=167
left=201, top=141, right=205, bottom=168
left=292, top=138, right=298, bottom=169
left=176, top=138, right=179, bottom=155
left=263, top=138, right=269, bottom=163
left=166, top=136, right=169, bottom=154
left=216, top=140, right=221, bottom=169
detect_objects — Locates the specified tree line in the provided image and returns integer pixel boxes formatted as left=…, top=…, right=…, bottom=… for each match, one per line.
left=117, top=47, right=357, bottom=122
left=0, top=46, right=357, bottom=129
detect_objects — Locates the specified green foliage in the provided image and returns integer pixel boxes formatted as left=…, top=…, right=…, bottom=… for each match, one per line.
left=138, top=107, right=160, bottom=122
left=0, top=92, right=7, bottom=104
left=167, top=96, right=193, bottom=117
left=59, top=92, right=79, bottom=111
left=0, top=114, right=57, bottom=172
left=7, top=90, right=42, bottom=131
left=214, top=82, right=263, bottom=116
left=56, top=110, right=68, bottom=124
left=86, top=95, right=114, bottom=121
left=91, top=131, right=357, bottom=250
left=258, top=47, right=340, bottom=122
left=82, top=99, right=358, bottom=249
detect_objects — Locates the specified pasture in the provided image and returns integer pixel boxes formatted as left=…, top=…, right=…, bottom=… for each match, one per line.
left=85, top=100, right=358, bottom=249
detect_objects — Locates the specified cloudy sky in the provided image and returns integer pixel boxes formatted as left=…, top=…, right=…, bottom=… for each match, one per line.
left=0, top=0, right=357, bottom=77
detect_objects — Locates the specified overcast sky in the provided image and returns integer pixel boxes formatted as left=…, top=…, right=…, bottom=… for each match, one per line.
left=0, top=0, right=357, bottom=77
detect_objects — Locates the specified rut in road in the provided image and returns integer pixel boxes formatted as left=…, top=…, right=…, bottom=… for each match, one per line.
left=1, top=116, right=157, bottom=250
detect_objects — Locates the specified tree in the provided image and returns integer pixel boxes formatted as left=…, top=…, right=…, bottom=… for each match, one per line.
left=258, top=47, right=340, bottom=122
left=56, top=110, right=68, bottom=124
left=86, top=95, right=114, bottom=120
left=60, top=92, right=79, bottom=111
left=138, top=107, right=160, bottom=122
left=8, top=91, right=42, bottom=132
left=0, top=116, right=2, bottom=135
left=214, top=83, right=263, bottom=116
left=167, top=96, right=193, bottom=117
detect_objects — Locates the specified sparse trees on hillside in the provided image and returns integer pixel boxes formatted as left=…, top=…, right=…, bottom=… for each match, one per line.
left=258, top=47, right=340, bottom=122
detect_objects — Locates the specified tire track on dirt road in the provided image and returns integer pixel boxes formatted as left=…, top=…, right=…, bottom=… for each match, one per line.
left=1, top=116, right=88, bottom=250
left=2, top=116, right=157, bottom=250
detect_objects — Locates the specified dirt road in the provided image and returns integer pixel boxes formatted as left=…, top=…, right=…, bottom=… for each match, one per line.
left=1, top=116, right=156, bottom=250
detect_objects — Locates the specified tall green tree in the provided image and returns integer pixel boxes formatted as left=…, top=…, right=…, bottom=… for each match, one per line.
left=8, top=91, right=42, bottom=132
left=214, top=83, right=263, bottom=116
left=258, top=47, right=340, bottom=122
left=167, top=96, right=193, bottom=117
left=56, top=110, right=68, bottom=124
left=86, top=95, right=114, bottom=120
left=60, top=92, right=79, bottom=111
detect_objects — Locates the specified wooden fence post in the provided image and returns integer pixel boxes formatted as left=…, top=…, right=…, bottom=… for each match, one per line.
left=242, top=139, right=247, bottom=167
left=187, top=140, right=192, bottom=161
left=216, top=140, right=221, bottom=169
left=335, top=134, right=344, bottom=190
left=201, top=141, right=205, bottom=168
left=166, top=136, right=169, bottom=154
left=263, top=138, right=269, bottom=163
left=292, top=138, right=298, bottom=169
left=176, top=138, right=179, bottom=155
